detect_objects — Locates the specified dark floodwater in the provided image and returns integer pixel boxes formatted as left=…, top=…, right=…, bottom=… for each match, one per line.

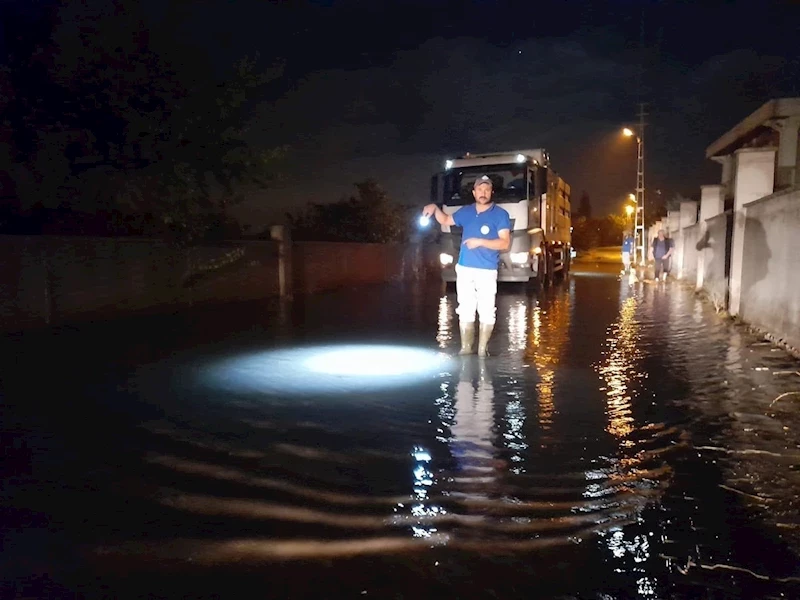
left=3, top=265, right=800, bottom=599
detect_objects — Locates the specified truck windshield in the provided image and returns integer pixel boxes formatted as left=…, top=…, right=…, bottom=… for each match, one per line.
left=442, top=165, right=528, bottom=206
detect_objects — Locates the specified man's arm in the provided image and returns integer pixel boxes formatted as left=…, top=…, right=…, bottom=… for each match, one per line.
left=464, top=229, right=510, bottom=250
left=422, top=203, right=455, bottom=227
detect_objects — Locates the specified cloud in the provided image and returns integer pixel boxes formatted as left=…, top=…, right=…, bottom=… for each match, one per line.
left=239, top=34, right=799, bottom=228
left=650, top=48, right=798, bottom=195
left=244, top=35, right=638, bottom=220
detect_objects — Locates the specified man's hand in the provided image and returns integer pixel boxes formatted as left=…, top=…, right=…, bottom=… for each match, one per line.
left=463, top=238, right=484, bottom=250
left=422, top=204, right=455, bottom=227
left=422, top=204, right=437, bottom=217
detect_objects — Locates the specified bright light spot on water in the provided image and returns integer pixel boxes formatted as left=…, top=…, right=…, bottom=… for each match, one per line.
left=204, top=344, right=454, bottom=396
left=404, top=445, right=447, bottom=537
left=436, top=295, right=453, bottom=349
left=412, top=526, right=434, bottom=538
left=412, top=448, right=432, bottom=462
left=305, top=346, right=444, bottom=376
left=507, top=300, right=528, bottom=352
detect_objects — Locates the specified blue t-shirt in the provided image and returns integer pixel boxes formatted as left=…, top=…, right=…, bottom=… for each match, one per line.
left=622, top=236, right=634, bottom=253
left=452, top=203, right=512, bottom=270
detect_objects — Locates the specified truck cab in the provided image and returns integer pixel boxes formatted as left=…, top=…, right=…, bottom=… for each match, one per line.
left=430, top=149, right=572, bottom=285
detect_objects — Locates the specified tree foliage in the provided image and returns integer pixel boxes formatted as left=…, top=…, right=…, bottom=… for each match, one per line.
left=287, top=179, right=414, bottom=243
left=0, top=0, right=284, bottom=244
left=571, top=214, right=629, bottom=250
left=577, top=191, right=592, bottom=219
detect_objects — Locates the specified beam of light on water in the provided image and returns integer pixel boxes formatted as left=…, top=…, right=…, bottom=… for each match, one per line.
left=201, top=344, right=455, bottom=396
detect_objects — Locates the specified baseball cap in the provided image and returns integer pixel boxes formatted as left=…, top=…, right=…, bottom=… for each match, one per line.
left=473, top=175, right=493, bottom=188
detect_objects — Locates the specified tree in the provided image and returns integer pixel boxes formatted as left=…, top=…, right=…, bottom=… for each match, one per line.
left=0, top=0, right=284, bottom=243
left=571, top=216, right=600, bottom=250
left=571, top=214, right=628, bottom=250
left=288, top=179, right=412, bottom=243
left=577, top=191, right=592, bottom=219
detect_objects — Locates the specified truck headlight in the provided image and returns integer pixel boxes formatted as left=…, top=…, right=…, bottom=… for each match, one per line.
left=439, top=253, right=454, bottom=265
left=510, top=252, right=529, bottom=264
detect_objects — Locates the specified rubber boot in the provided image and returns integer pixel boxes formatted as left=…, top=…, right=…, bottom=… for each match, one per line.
left=477, top=323, right=494, bottom=358
left=459, top=322, right=475, bottom=355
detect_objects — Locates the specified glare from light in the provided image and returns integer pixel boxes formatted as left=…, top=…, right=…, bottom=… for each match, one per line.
left=507, top=301, right=527, bottom=353
left=504, top=395, right=528, bottom=473
left=625, top=205, right=634, bottom=216
left=436, top=295, right=452, bottom=349
left=439, top=252, right=454, bottom=265
left=445, top=159, right=454, bottom=170
left=597, top=297, right=641, bottom=438
left=203, top=344, right=455, bottom=396
left=515, top=153, right=526, bottom=163
left=305, top=346, right=445, bottom=376
left=510, top=252, right=528, bottom=264
left=533, top=247, right=542, bottom=255
left=419, top=215, right=431, bottom=227
left=400, top=444, right=447, bottom=538
left=623, top=127, right=635, bottom=137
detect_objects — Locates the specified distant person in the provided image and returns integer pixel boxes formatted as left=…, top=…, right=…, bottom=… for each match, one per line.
left=422, top=175, right=511, bottom=357
left=650, top=229, right=674, bottom=281
left=621, top=230, right=634, bottom=274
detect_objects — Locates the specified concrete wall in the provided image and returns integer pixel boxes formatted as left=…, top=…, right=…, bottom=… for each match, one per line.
left=0, top=236, right=434, bottom=332
left=698, top=212, right=730, bottom=308
left=292, top=241, right=419, bottom=294
left=680, top=223, right=700, bottom=282
left=738, top=189, right=800, bottom=350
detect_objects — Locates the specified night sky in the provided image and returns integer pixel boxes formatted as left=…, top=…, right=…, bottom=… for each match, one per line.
left=6, top=0, right=800, bottom=229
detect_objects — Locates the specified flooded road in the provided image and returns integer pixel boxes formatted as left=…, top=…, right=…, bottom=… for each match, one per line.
left=3, top=263, right=800, bottom=599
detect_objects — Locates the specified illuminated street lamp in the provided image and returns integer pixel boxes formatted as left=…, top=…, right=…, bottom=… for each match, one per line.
left=624, top=204, right=634, bottom=217
left=622, top=121, right=645, bottom=267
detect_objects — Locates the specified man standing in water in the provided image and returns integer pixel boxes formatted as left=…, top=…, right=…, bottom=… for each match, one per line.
left=650, top=229, right=674, bottom=282
left=422, top=175, right=511, bottom=357
left=621, top=230, right=634, bottom=274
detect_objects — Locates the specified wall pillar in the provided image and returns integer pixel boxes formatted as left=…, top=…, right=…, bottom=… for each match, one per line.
left=729, top=147, right=776, bottom=316
left=696, top=185, right=724, bottom=290
left=711, top=154, right=735, bottom=193
left=675, top=201, right=698, bottom=279
left=271, top=225, right=293, bottom=300
left=768, top=116, right=800, bottom=189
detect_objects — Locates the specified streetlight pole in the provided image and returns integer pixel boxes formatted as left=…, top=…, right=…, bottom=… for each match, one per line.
left=623, top=103, right=647, bottom=267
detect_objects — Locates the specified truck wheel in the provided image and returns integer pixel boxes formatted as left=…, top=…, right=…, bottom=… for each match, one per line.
left=527, top=252, right=544, bottom=291
left=539, top=249, right=550, bottom=288
left=543, top=250, right=555, bottom=286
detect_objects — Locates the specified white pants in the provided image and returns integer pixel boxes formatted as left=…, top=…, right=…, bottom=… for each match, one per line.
left=455, top=264, right=498, bottom=325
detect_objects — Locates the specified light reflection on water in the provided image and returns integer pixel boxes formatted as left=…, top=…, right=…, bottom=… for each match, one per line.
left=594, top=276, right=666, bottom=596
left=66, top=274, right=800, bottom=597
left=597, top=293, right=642, bottom=440
left=437, top=294, right=453, bottom=350
left=523, top=290, right=571, bottom=438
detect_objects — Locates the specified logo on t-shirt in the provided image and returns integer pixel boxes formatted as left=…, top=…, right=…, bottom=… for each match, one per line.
left=480, top=225, right=490, bottom=235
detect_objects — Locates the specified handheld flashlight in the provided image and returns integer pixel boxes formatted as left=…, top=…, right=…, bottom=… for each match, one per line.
left=419, top=215, right=431, bottom=227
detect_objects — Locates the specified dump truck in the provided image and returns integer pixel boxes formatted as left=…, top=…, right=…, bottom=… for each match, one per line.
left=430, top=149, right=572, bottom=285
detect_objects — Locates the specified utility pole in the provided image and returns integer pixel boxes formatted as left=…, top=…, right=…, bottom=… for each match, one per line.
left=634, top=103, right=647, bottom=267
